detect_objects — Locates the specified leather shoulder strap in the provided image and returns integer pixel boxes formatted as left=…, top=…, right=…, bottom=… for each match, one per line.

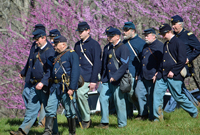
left=114, top=42, right=123, bottom=51
left=38, top=47, right=50, bottom=70
left=53, top=49, right=71, bottom=65
left=148, top=47, right=159, bottom=62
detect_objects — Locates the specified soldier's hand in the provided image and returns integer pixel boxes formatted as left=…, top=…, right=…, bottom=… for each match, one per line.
left=19, top=74, right=23, bottom=79
left=110, top=77, right=116, bottom=83
left=152, top=76, right=156, bottom=83
left=68, top=89, right=74, bottom=96
left=36, top=82, right=44, bottom=90
left=167, top=71, right=174, bottom=78
left=152, top=72, right=158, bottom=83
left=135, top=76, right=138, bottom=81
left=89, top=83, right=96, bottom=91
left=185, top=58, right=189, bottom=64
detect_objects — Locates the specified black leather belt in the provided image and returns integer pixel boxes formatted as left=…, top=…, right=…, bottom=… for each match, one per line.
left=30, top=79, right=41, bottom=84
left=54, top=79, right=62, bottom=83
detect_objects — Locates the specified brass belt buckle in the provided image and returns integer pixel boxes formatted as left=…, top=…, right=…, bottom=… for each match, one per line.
left=54, top=79, right=59, bottom=83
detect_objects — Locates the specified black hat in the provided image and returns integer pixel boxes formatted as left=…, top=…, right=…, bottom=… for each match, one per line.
left=171, top=15, right=183, bottom=23
left=159, top=24, right=172, bottom=35
left=104, top=26, right=113, bottom=34
left=34, top=24, right=45, bottom=32
left=32, top=29, right=46, bottom=39
left=143, top=28, right=156, bottom=35
left=123, top=22, right=135, bottom=30
left=106, top=27, right=121, bottom=36
left=48, top=29, right=61, bottom=37
left=54, top=35, right=67, bottom=44
left=76, top=22, right=90, bottom=31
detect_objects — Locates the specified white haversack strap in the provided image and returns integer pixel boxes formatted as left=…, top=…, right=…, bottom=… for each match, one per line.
left=128, top=40, right=140, bottom=62
left=80, top=41, right=93, bottom=66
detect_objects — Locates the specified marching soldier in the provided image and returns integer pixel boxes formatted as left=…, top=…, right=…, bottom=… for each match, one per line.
left=165, top=15, right=200, bottom=112
left=122, top=22, right=146, bottom=119
left=136, top=28, right=163, bottom=120
left=168, top=15, right=200, bottom=107
left=153, top=24, right=198, bottom=121
left=74, top=21, right=101, bottom=128
left=20, top=24, right=47, bottom=127
left=102, top=26, right=116, bottom=115
left=10, top=28, right=56, bottom=134
left=43, top=35, right=80, bottom=135
left=97, top=27, right=130, bottom=128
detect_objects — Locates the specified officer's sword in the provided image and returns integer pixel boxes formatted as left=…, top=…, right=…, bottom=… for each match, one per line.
left=70, top=96, right=83, bottom=129
left=59, top=61, right=83, bottom=129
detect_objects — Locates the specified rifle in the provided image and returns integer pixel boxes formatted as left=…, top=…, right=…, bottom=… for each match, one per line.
left=187, top=63, right=200, bottom=90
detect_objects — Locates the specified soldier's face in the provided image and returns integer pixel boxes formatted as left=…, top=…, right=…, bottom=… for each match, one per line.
left=108, top=35, right=119, bottom=44
left=54, top=42, right=63, bottom=53
left=35, top=36, right=46, bottom=48
left=79, top=29, right=90, bottom=40
left=123, top=29, right=134, bottom=40
left=161, top=32, right=169, bottom=40
left=145, top=33, right=155, bottom=44
left=172, top=22, right=182, bottom=33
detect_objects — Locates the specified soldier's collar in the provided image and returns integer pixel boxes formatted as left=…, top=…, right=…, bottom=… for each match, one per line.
left=112, top=39, right=121, bottom=47
left=168, top=35, right=175, bottom=43
left=40, top=42, right=48, bottom=50
left=148, top=39, right=157, bottom=45
left=81, top=36, right=91, bottom=43
left=123, top=34, right=138, bottom=43
left=130, top=34, right=138, bottom=40
left=176, top=28, right=184, bottom=36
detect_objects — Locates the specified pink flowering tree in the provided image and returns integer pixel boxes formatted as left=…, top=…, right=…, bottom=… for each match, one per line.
left=0, top=0, right=199, bottom=117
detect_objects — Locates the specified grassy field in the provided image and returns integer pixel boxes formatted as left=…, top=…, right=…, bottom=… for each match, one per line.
left=1, top=108, right=200, bottom=135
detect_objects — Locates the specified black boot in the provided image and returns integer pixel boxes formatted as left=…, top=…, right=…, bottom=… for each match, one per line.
left=68, top=118, right=76, bottom=135
left=43, top=117, right=54, bottom=135
left=10, top=128, right=26, bottom=135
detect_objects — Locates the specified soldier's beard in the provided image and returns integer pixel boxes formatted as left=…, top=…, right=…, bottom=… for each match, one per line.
left=145, top=40, right=152, bottom=44
left=123, top=33, right=133, bottom=40
left=145, top=39, right=154, bottom=44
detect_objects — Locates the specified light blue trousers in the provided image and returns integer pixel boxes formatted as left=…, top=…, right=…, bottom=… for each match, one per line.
left=45, top=87, right=76, bottom=118
left=99, top=82, right=127, bottom=127
left=109, top=91, right=134, bottom=118
left=128, top=78, right=140, bottom=115
left=135, top=79, right=154, bottom=120
left=22, top=83, right=45, bottom=126
left=20, top=86, right=58, bottom=134
left=164, top=84, right=199, bottom=112
left=76, top=82, right=90, bottom=121
left=153, top=78, right=198, bottom=121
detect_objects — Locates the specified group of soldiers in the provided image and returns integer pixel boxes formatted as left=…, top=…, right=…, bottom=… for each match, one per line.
left=10, top=14, right=200, bottom=135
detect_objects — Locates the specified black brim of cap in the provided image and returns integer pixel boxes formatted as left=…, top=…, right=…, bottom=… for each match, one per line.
left=159, top=30, right=170, bottom=35
left=106, top=34, right=115, bottom=37
left=143, top=32, right=156, bottom=35
left=142, top=32, right=151, bottom=35
left=32, top=35, right=38, bottom=39
left=158, top=32, right=167, bottom=35
left=76, top=28, right=89, bottom=31
left=171, top=21, right=178, bottom=23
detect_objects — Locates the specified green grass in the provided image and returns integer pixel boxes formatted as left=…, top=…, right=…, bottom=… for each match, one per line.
left=1, top=108, right=200, bottom=135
